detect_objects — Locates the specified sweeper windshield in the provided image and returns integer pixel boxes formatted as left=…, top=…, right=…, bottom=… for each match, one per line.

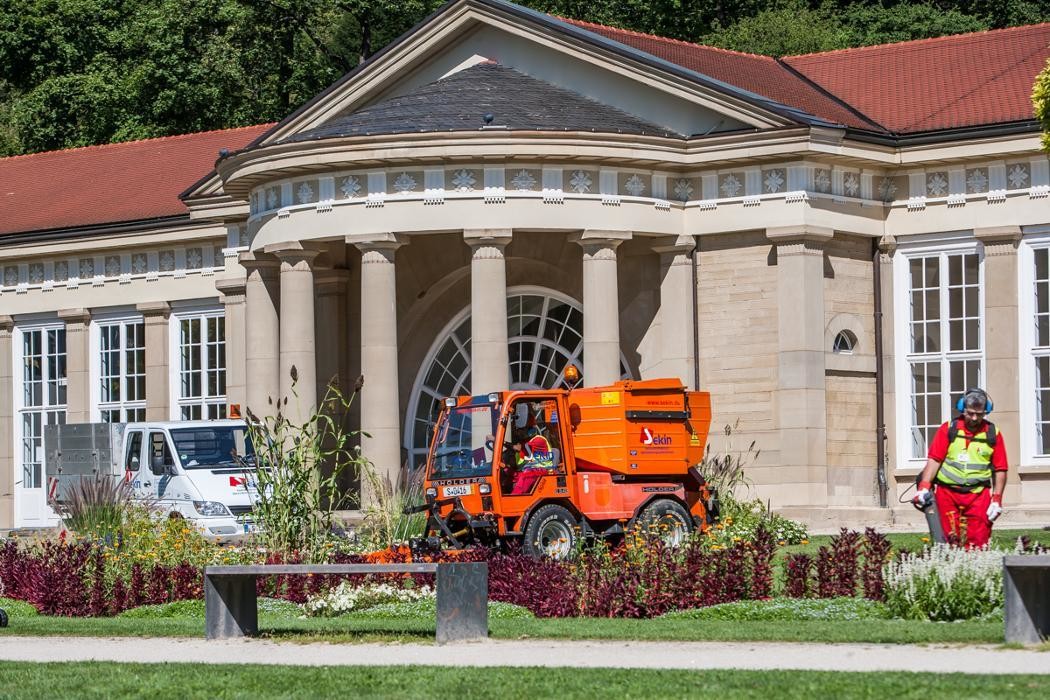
left=426, top=400, right=500, bottom=480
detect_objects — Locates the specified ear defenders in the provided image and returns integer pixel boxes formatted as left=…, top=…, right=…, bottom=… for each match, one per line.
left=956, top=388, right=993, bottom=415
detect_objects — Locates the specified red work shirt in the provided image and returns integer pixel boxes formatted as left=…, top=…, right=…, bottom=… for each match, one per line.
left=927, top=418, right=1008, bottom=471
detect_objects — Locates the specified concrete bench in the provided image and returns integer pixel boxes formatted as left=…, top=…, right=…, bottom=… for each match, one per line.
left=204, top=562, right=487, bottom=644
left=1004, top=555, right=1050, bottom=644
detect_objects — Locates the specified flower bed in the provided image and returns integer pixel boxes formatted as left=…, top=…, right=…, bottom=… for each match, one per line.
left=1, top=524, right=1044, bottom=623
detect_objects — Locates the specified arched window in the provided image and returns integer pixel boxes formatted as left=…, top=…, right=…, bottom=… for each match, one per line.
left=405, top=288, right=632, bottom=468
left=833, top=329, right=857, bottom=354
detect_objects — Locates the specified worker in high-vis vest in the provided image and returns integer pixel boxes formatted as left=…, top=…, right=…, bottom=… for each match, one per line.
left=913, top=388, right=1007, bottom=547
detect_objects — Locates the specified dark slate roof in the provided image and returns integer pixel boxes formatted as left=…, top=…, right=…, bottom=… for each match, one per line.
left=281, top=62, right=685, bottom=143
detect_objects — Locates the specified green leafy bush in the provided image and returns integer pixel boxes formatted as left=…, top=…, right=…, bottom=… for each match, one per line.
left=0, top=597, right=40, bottom=617
left=884, top=544, right=1012, bottom=621
left=705, top=499, right=808, bottom=548
left=661, top=597, right=888, bottom=621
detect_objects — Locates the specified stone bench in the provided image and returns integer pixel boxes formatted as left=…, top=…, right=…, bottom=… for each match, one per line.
left=204, top=562, right=487, bottom=644
left=1004, top=555, right=1050, bottom=644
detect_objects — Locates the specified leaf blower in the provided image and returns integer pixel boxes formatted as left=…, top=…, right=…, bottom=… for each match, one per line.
left=909, top=474, right=946, bottom=544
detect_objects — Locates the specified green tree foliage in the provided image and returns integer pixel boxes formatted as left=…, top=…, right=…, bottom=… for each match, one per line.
left=700, top=1, right=852, bottom=57
left=0, top=0, right=1048, bottom=156
left=840, top=3, right=988, bottom=47
left=1035, top=58, right=1050, bottom=152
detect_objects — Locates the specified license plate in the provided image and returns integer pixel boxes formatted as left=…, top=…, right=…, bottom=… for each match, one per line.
left=442, top=485, right=471, bottom=498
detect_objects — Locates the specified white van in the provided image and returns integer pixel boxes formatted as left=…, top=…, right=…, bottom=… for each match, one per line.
left=45, top=420, right=258, bottom=540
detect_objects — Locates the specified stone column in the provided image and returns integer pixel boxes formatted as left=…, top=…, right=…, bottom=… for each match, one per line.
left=137, top=301, right=171, bottom=421
left=0, top=315, right=14, bottom=529
left=58, top=308, right=91, bottom=423
left=348, top=233, right=407, bottom=499
left=976, top=226, right=1021, bottom=503
left=465, top=229, right=512, bottom=394
left=216, top=277, right=247, bottom=415
left=240, top=252, right=280, bottom=418
left=267, top=242, right=321, bottom=426
left=768, top=225, right=832, bottom=507
left=315, top=268, right=350, bottom=398
left=571, top=230, right=632, bottom=387
left=654, top=235, right=698, bottom=389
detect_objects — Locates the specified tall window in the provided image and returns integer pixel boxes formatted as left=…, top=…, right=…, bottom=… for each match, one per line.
left=19, top=327, right=67, bottom=490
left=177, top=312, right=226, bottom=419
left=98, top=320, right=146, bottom=422
left=1033, top=248, right=1050, bottom=455
left=906, top=252, right=983, bottom=458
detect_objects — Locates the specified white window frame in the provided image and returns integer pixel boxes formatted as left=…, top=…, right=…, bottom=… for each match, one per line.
left=90, top=313, right=146, bottom=423
left=1018, top=229, right=1050, bottom=465
left=13, top=320, right=67, bottom=525
left=893, top=236, right=985, bottom=470
left=169, top=306, right=227, bottom=420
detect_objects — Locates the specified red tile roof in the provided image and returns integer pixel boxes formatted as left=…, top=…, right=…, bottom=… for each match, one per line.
left=559, top=17, right=878, bottom=130
left=562, top=17, right=1050, bottom=134
left=0, top=125, right=272, bottom=237
left=783, top=23, right=1050, bottom=133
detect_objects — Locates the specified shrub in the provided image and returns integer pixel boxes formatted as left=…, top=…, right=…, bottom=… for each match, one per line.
left=784, top=553, right=812, bottom=598
left=661, top=597, right=888, bottom=621
left=243, top=373, right=367, bottom=562
left=57, top=474, right=136, bottom=542
left=706, top=500, right=808, bottom=548
left=884, top=543, right=1010, bottom=621
left=0, top=597, right=39, bottom=617
left=356, top=461, right=427, bottom=552
left=697, top=420, right=757, bottom=498
left=861, top=528, right=892, bottom=601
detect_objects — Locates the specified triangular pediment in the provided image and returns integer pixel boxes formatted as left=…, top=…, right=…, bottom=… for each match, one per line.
left=255, top=0, right=808, bottom=150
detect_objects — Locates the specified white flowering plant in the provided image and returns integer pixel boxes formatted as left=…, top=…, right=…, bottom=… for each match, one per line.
left=301, top=582, right=433, bottom=617
left=883, top=542, right=1037, bottom=621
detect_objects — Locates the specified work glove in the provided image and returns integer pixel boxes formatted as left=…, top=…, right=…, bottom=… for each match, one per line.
left=986, top=493, right=1003, bottom=522
left=912, top=481, right=933, bottom=510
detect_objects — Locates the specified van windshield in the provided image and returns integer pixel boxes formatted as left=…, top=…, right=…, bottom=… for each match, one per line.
left=171, top=426, right=254, bottom=469
left=427, top=402, right=499, bottom=480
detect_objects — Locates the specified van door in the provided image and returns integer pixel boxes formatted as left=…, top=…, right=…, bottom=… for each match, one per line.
left=145, top=431, right=176, bottom=506
left=123, top=430, right=143, bottom=487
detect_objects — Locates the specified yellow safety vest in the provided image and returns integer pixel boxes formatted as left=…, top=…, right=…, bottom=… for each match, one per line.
left=936, top=425, right=994, bottom=492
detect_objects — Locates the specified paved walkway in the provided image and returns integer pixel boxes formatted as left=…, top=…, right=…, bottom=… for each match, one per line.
left=0, top=637, right=1046, bottom=673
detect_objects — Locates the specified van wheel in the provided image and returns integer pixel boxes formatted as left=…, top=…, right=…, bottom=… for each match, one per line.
left=638, top=499, right=693, bottom=547
left=168, top=512, right=184, bottom=520
left=524, top=504, right=578, bottom=560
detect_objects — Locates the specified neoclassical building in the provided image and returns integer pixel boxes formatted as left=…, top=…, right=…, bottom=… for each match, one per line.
left=3, top=0, right=1050, bottom=530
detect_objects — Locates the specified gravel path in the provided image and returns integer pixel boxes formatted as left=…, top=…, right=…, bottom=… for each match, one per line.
left=0, top=637, right=1046, bottom=673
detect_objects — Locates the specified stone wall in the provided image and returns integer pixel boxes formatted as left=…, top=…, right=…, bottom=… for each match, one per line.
left=823, top=234, right=878, bottom=505
left=696, top=231, right=780, bottom=497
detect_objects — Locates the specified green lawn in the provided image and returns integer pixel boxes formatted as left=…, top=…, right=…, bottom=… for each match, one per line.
left=1, top=663, right=1047, bottom=699
left=0, top=612, right=1003, bottom=645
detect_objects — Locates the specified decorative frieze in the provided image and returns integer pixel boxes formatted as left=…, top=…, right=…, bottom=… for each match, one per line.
left=0, top=243, right=225, bottom=297
left=241, top=153, right=1050, bottom=220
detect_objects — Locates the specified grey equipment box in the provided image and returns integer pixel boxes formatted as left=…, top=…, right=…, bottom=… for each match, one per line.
left=44, top=422, right=127, bottom=504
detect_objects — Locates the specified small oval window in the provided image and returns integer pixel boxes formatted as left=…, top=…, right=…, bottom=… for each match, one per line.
left=833, top=329, right=857, bottom=354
